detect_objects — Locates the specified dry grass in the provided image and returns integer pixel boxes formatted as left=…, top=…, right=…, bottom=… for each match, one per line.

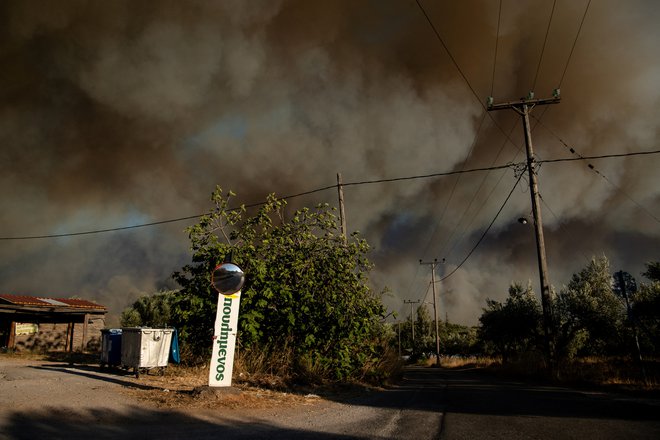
left=437, top=355, right=500, bottom=369
left=557, top=357, right=659, bottom=390
left=120, top=363, right=323, bottom=410
left=422, top=353, right=659, bottom=392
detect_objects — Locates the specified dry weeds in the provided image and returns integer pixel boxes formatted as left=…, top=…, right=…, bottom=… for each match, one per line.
left=119, top=364, right=324, bottom=410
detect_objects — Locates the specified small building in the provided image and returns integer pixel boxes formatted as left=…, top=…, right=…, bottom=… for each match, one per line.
left=0, top=294, right=107, bottom=352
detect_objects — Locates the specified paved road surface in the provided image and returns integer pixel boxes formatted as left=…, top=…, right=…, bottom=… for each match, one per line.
left=1, top=357, right=658, bottom=439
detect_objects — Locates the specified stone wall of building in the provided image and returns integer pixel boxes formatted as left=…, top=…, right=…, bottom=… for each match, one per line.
left=14, top=316, right=106, bottom=352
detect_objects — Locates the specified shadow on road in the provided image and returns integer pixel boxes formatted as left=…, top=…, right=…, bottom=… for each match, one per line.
left=440, top=367, right=660, bottom=421
left=2, top=406, right=366, bottom=440
left=322, top=366, right=660, bottom=423
left=30, top=364, right=162, bottom=391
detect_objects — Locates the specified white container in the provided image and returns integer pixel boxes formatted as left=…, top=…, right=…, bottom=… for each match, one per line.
left=120, top=327, right=173, bottom=371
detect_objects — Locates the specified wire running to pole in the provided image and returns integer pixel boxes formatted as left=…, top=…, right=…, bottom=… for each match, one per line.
left=532, top=0, right=557, bottom=91
left=422, top=111, right=489, bottom=258
left=440, top=170, right=525, bottom=282
left=490, top=0, right=502, bottom=97
left=559, top=0, right=592, bottom=87
left=2, top=148, right=656, bottom=241
left=538, top=150, right=660, bottom=164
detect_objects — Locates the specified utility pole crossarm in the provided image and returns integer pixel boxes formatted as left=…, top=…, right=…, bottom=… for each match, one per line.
left=487, top=89, right=560, bottom=112
left=487, top=96, right=560, bottom=111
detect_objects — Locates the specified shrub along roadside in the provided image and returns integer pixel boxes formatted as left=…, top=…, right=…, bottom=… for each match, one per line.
left=168, top=188, right=395, bottom=384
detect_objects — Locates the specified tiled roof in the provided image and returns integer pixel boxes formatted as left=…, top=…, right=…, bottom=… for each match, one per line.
left=0, top=294, right=106, bottom=310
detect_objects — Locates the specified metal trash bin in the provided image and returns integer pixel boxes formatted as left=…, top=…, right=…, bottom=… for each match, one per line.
left=100, top=328, right=122, bottom=368
left=120, top=327, right=173, bottom=377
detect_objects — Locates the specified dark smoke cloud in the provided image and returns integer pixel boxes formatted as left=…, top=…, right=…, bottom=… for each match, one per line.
left=1, top=0, right=658, bottom=325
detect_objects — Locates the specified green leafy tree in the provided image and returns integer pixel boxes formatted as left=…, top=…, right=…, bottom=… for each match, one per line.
left=441, top=322, right=479, bottom=356
left=171, top=188, right=388, bottom=381
left=642, top=262, right=660, bottom=283
left=120, top=290, right=176, bottom=327
left=555, top=256, right=626, bottom=359
left=478, top=282, right=543, bottom=362
left=415, top=305, right=437, bottom=356
left=631, top=262, right=660, bottom=354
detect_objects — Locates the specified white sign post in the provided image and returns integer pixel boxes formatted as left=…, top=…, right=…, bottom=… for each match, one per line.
left=208, top=262, right=245, bottom=387
left=208, top=291, right=241, bottom=387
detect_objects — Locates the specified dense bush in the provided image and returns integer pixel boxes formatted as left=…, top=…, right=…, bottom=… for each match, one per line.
left=476, top=257, right=660, bottom=365
left=170, top=188, right=389, bottom=382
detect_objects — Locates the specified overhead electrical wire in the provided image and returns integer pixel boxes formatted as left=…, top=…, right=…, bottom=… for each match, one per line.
left=414, top=0, right=482, bottom=109
left=532, top=118, right=660, bottom=223
left=558, top=0, right=592, bottom=87
left=439, top=120, right=519, bottom=258
left=410, top=0, right=504, bottom=307
left=340, top=163, right=515, bottom=187
left=414, top=0, right=519, bottom=146
left=433, top=149, right=660, bottom=284
left=416, top=0, right=523, bottom=263
left=410, top=112, right=488, bottom=303
left=439, top=169, right=525, bottom=282
left=532, top=0, right=557, bottom=91
left=490, top=0, right=502, bottom=97
left=9, top=147, right=655, bottom=242
left=0, top=162, right=519, bottom=241
left=422, top=111, right=489, bottom=258
left=437, top=1, right=506, bottom=258
left=538, top=150, right=660, bottom=164
left=532, top=0, right=591, bottom=125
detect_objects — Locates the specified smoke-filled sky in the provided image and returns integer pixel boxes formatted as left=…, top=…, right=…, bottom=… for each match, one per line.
left=1, top=0, right=658, bottom=325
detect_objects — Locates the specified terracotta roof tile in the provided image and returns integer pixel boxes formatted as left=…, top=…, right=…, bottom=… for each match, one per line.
left=0, top=294, right=106, bottom=310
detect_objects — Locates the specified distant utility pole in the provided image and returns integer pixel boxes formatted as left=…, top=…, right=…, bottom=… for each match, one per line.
left=487, top=90, right=560, bottom=370
left=420, top=259, right=441, bottom=366
left=397, top=321, right=402, bottom=358
left=615, top=270, right=647, bottom=384
left=404, top=299, right=421, bottom=347
left=337, top=173, right=347, bottom=242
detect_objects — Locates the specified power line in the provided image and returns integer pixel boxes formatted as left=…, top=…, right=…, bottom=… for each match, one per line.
left=440, top=119, right=519, bottom=260
left=490, top=0, right=502, bottom=97
left=341, top=162, right=516, bottom=187
left=0, top=214, right=205, bottom=240
left=413, top=0, right=530, bottom=186
left=526, top=1, right=591, bottom=132
left=531, top=118, right=660, bottom=223
left=414, top=0, right=482, bottom=108
left=422, top=111, right=488, bottom=258
left=2, top=149, right=655, bottom=241
left=532, top=0, right=557, bottom=91
left=538, top=149, right=660, bottom=164
left=0, top=163, right=518, bottom=241
left=559, top=0, right=592, bottom=87
left=440, top=170, right=525, bottom=282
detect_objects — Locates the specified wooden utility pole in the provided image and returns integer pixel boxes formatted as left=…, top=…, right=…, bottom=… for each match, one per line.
left=420, top=259, right=441, bottom=366
left=404, top=299, right=421, bottom=347
left=615, top=270, right=647, bottom=384
left=337, top=173, right=347, bottom=242
left=397, top=321, right=402, bottom=358
left=487, top=90, right=560, bottom=370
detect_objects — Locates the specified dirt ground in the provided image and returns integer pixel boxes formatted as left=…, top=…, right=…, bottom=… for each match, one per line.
left=0, top=353, right=325, bottom=408
left=0, top=353, right=335, bottom=439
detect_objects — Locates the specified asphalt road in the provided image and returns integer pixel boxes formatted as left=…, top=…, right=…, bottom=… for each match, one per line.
left=1, top=358, right=659, bottom=439
left=436, top=367, right=660, bottom=440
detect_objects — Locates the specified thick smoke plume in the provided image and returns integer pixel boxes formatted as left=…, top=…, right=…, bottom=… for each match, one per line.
left=1, top=0, right=658, bottom=324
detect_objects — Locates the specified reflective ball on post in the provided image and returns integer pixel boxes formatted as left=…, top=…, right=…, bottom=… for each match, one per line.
left=211, top=263, right=245, bottom=295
